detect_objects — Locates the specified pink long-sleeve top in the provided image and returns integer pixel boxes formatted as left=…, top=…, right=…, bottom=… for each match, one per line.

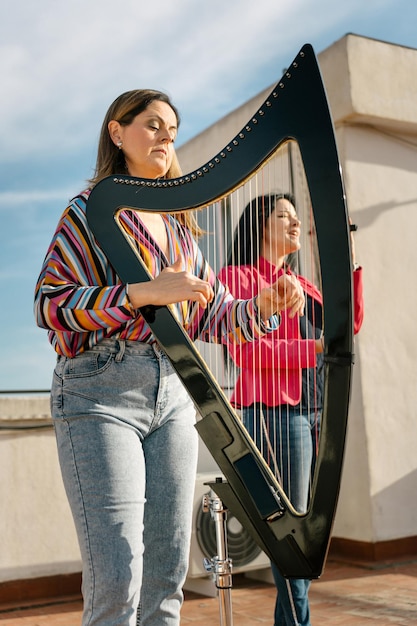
left=34, top=192, right=279, bottom=358
left=218, top=256, right=364, bottom=408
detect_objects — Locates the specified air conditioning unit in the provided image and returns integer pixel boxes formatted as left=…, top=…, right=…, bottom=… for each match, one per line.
left=185, top=472, right=271, bottom=594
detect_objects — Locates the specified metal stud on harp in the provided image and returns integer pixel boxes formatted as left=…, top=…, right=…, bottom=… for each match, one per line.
left=86, top=43, right=354, bottom=581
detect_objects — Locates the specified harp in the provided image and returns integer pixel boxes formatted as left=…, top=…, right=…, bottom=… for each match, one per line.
left=86, top=44, right=353, bottom=579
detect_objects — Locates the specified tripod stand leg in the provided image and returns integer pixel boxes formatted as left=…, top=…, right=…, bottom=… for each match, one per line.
left=202, top=484, right=234, bottom=626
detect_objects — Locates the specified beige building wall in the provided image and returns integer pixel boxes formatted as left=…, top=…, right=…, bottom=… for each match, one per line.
left=1, top=34, right=416, bottom=585
left=177, top=34, right=417, bottom=550
left=319, top=35, right=417, bottom=546
left=0, top=397, right=81, bottom=583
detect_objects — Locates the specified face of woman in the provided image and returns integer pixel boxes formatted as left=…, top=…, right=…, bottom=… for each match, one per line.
left=109, top=100, right=178, bottom=179
left=262, top=197, right=301, bottom=261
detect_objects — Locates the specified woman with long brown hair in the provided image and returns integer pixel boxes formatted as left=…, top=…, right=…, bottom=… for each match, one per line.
left=34, top=90, right=305, bottom=625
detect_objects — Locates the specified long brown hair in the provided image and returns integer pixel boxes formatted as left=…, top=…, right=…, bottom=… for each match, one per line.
left=227, top=193, right=297, bottom=266
left=89, top=89, right=201, bottom=237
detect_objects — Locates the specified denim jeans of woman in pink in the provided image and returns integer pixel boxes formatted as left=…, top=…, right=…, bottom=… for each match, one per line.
left=243, top=403, right=320, bottom=626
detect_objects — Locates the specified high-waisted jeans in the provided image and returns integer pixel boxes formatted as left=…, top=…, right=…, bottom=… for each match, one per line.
left=243, top=404, right=320, bottom=626
left=50, top=339, right=199, bottom=626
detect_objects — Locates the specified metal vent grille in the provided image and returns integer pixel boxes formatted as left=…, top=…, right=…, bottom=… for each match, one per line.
left=195, top=491, right=262, bottom=568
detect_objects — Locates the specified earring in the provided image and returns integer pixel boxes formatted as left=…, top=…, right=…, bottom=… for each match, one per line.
left=117, top=141, right=123, bottom=149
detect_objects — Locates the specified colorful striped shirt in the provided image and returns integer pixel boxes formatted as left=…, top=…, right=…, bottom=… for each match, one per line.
left=34, top=191, right=279, bottom=357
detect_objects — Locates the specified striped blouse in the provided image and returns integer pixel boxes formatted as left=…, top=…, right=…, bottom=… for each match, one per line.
left=34, top=191, right=279, bottom=357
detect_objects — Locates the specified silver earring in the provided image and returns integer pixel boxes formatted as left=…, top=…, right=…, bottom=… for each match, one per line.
left=117, top=141, right=123, bottom=149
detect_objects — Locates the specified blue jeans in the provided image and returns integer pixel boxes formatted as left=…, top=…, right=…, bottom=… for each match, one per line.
left=51, top=339, right=198, bottom=626
left=243, top=404, right=320, bottom=626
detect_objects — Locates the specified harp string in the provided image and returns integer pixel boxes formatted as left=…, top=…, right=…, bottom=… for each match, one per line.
left=194, top=140, right=322, bottom=513
left=112, top=140, right=322, bottom=514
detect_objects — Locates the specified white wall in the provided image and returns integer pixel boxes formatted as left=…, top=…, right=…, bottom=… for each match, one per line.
left=0, top=397, right=81, bottom=582
left=333, top=123, right=417, bottom=542
left=178, top=34, right=417, bottom=547
left=319, top=34, right=417, bottom=544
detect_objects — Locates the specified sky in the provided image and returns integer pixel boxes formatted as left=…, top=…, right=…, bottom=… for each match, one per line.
left=0, top=0, right=416, bottom=392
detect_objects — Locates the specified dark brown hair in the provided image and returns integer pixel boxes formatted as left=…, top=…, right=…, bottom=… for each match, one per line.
left=89, top=89, right=200, bottom=237
left=227, top=193, right=296, bottom=266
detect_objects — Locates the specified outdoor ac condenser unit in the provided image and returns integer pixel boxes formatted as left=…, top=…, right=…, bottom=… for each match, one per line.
left=186, top=472, right=271, bottom=591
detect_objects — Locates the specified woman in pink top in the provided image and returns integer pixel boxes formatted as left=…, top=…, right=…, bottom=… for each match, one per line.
left=218, top=193, right=364, bottom=626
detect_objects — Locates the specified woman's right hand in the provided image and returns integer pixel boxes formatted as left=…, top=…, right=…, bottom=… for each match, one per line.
left=126, top=256, right=214, bottom=310
left=257, top=273, right=305, bottom=320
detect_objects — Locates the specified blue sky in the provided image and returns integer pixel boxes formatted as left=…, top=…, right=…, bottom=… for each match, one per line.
left=1, top=0, right=416, bottom=391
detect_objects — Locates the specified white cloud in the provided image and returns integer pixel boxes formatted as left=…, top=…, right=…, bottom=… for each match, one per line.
left=0, top=0, right=345, bottom=162
left=0, top=189, right=74, bottom=207
left=0, top=0, right=414, bottom=391
left=0, top=0, right=408, bottom=167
